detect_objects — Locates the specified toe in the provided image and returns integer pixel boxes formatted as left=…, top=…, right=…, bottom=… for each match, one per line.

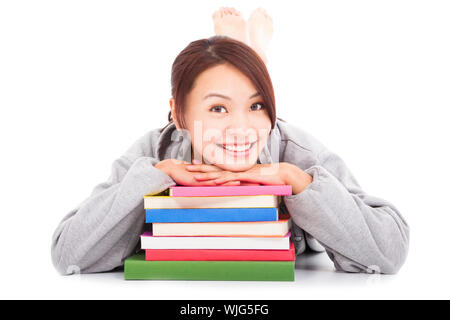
left=219, top=7, right=226, bottom=18
left=250, top=7, right=261, bottom=19
left=261, top=8, right=268, bottom=17
left=229, top=7, right=239, bottom=16
left=256, top=7, right=272, bottom=21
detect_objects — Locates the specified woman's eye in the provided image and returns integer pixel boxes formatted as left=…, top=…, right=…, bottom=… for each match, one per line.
left=250, top=103, right=265, bottom=111
left=210, top=105, right=227, bottom=113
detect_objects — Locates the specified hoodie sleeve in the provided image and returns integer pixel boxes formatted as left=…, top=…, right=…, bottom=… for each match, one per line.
left=51, top=133, right=176, bottom=275
left=283, top=148, right=410, bottom=274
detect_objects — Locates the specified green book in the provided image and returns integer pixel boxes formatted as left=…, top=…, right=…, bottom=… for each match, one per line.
left=124, top=253, right=295, bottom=281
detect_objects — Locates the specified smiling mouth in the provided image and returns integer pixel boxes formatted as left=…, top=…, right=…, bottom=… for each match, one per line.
left=214, top=141, right=257, bottom=152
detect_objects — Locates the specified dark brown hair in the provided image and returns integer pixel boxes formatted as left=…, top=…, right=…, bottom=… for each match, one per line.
left=160, top=35, right=285, bottom=133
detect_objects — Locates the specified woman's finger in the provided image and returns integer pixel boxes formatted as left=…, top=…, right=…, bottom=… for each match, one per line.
left=186, top=164, right=222, bottom=173
left=212, top=172, right=241, bottom=185
left=214, top=171, right=267, bottom=185
left=213, top=177, right=235, bottom=185
left=189, top=178, right=219, bottom=186
left=221, top=180, right=241, bottom=186
left=194, top=180, right=219, bottom=186
left=193, top=171, right=223, bottom=181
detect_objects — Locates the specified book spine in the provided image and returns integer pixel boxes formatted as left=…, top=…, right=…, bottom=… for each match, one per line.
left=145, top=242, right=295, bottom=261
left=140, top=232, right=291, bottom=250
left=144, top=195, right=278, bottom=209
left=169, top=185, right=292, bottom=197
left=125, top=254, right=295, bottom=281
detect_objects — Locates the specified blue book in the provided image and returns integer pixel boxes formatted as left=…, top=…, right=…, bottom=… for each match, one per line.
left=146, top=207, right=278, bottom=223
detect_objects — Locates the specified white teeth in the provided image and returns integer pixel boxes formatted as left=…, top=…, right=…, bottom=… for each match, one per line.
left=223, top=143, right=252, bottom=152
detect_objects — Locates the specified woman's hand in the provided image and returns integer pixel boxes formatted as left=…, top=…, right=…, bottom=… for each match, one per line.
left=155, top=158, right=241, bottom=186
left=188, top=163, right=286, bottom=185
left=187, top=162, right=313, bottom=194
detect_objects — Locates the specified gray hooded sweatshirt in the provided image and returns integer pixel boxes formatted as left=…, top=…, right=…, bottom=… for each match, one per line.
left=51, top=119, right=409, bottom=275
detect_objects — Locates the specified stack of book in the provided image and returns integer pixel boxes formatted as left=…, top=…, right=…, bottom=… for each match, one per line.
left=124, top=184, right=295, bottom=281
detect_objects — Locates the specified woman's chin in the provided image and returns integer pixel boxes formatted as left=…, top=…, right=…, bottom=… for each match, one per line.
left=200, top=141, right=264, bottom=172
left=202, top=148, right=261, bottom=171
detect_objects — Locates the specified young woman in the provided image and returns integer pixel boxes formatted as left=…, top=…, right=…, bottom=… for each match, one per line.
left=51, top=7, right=409, bottom=275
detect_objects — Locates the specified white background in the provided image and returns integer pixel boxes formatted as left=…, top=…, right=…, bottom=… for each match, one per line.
left=1, top=0, right=449, bottom=299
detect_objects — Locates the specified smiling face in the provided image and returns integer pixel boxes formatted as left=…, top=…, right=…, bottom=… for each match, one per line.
left=170, top=63, right=272, bottom=172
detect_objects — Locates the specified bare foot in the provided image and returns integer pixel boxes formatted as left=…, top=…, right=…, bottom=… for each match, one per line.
left=212, top=7, right=248, bottom=45
left=248, top=7, right=274, bottom=64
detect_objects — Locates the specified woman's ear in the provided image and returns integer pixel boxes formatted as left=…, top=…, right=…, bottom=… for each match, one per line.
left=169, top=98, right=181, bottom=130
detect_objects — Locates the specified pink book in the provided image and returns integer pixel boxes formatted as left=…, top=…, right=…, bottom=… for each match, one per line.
left=169, top=185, right=292, bottom=197
left=145, top=242, right=296, bottom=261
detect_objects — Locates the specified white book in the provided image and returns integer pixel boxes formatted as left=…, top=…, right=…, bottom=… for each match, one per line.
left=140, top=232, right=291, bottom=250
left=144, top=195, right=280, bottom=209
left=152, top=218, right=291, bottom=237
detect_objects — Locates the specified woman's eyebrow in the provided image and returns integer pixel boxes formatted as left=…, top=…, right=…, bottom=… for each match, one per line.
left=203, top=92, right=260, bottom=100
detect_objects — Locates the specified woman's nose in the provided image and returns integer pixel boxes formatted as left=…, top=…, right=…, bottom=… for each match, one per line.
left=230, top=110, right=252, bottom=129
left=224, top=113, right=257, bottom=142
